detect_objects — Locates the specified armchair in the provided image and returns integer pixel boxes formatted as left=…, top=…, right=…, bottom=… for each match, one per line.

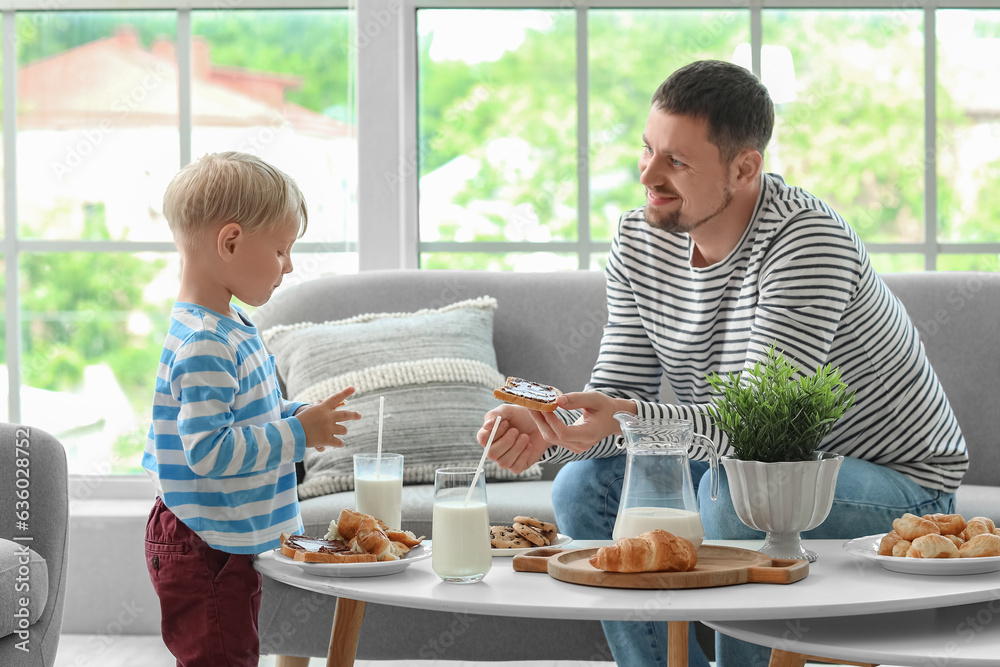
left=1, top=423, right=70, bottom=666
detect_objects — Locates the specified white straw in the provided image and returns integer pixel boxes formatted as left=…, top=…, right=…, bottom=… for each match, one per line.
left=465, top=416, right=501, bottom=505
left=376, top=396, right=385, bottom=478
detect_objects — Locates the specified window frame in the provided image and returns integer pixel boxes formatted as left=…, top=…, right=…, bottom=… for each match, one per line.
left=2, top=1, right=354, bottom=490
left=367, top=0, right=1000, bottom=273
left=5, top=0, right=1000, bottom=488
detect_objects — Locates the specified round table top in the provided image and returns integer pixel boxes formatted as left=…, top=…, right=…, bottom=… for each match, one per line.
left=255, top=539, right=1000, bottom=623
left=705, top=599, right=1000, bottom=666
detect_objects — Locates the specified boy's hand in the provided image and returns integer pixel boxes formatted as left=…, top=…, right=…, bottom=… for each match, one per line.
left=297, top=387, right=361, bottom=451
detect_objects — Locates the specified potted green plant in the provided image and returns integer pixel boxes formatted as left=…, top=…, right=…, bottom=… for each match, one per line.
left=705, top=344, right=856, bottom=561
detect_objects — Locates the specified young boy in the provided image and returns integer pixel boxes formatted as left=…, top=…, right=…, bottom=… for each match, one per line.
left=142, top=152, right=360, bottom=666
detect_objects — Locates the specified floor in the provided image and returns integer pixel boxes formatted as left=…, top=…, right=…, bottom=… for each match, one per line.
left=55, top=634, right=900, bottom=667
left=54, top=635, right=616, bottom=666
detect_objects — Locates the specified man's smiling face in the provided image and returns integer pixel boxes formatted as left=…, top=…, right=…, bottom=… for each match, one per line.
left=638, top=108, right=734, bottom=234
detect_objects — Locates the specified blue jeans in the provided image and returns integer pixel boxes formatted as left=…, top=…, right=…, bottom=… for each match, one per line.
left=551, top=454, right=955, bottom=667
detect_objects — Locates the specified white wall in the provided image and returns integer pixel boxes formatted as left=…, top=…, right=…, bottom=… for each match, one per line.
left=63, top=489, right=162, bottom=637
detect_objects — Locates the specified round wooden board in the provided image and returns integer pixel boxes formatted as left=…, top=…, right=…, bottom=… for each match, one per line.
left=545, top=545, right=807, bottom=589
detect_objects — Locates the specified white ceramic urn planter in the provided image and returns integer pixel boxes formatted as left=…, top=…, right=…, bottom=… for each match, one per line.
left=721, top=452, right=844, bottom=562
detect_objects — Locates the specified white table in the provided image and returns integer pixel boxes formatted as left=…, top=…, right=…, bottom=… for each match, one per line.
left=706, top=599, right=1000, bottom=667
left=254, top=539, right=1000, bottom=667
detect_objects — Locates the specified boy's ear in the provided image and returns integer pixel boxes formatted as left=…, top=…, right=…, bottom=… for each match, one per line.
left=217, top=222, right=243, bottom=262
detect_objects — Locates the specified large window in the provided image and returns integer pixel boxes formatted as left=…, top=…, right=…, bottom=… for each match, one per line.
left=407, top=3, right=1000, bottom=274
left=6, top=1, right=1000, bottom=478
left=418, top=9, right=579, bottom=272
left=937, top=9, right=1000, bottom=271
left=4, top=5, right=356, bottom=475
left=588, top=8, right=750, bottom=270
left=762, top=9, right=926, bottom=274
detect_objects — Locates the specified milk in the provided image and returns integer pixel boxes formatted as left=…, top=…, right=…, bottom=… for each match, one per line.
left=354, top=475, right=402, bottom=530
left=612, top=507, right=705, bottom=549
left=431, top=500, right=492, bottom=582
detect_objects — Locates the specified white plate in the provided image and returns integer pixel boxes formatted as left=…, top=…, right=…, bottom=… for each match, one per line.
left=274, top=542, right=431, bottom=577
left=491, top=533, right=572, bottom=557
left=843, top=533, right=1000, bottom=575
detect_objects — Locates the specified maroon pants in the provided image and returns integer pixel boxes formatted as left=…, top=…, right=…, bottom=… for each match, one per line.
left=145, top=497, right=262, bottom=667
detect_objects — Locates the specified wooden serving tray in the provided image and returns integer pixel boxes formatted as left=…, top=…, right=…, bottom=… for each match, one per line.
left=512, top=545, right=808, bottom=589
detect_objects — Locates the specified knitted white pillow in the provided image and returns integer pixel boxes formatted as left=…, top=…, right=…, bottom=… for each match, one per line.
left=261, top=297, right=542, bottom=499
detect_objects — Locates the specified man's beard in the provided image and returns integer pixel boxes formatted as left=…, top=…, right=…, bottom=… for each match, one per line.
left=644, top=186, right=734, bottom=234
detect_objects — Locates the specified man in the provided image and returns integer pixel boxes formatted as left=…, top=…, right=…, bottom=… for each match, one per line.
left=479, top=60, right=967, bottom=666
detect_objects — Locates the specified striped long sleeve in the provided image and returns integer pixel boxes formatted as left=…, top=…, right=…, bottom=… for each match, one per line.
left=545, top=173, right=968, bottom=493
left=143, top=303, right=309, bottom=553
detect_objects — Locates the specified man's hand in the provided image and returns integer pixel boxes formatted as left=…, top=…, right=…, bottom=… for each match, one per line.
left=296, top=387, right=361, bottom=451
left=476, top=404, right=551, bottom=474
left=528, top=391, right=636, bottom=453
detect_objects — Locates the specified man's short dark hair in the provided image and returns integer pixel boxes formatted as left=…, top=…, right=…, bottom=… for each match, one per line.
left=651, top=60, right=774, bottom=163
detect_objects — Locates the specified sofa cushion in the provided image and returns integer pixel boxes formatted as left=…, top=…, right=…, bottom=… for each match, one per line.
left=0, top=538, right=48, bottom=641
left=954, top=484, right=1000, bottom=520
left=299, top=480, right=558, bottom=539
left=262, top=296, right=542, bottom=500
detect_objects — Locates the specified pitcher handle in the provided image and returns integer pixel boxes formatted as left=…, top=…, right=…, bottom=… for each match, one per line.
left=692, top=434, right=719, bottom=501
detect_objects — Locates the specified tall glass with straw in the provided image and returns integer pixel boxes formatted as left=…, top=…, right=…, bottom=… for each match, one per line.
left=353, top=396, right=404, bottom=529
left=431, top=417, right=500, bottom=583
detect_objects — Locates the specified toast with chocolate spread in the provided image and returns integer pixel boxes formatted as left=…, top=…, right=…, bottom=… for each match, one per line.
left=279, top=532, right=377, bottom=563
left=493, top=377, right=562, bottom=412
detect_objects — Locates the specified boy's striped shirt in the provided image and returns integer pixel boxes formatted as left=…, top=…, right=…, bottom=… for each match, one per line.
left=143, top=303, right=307, bottom=554
left=546, top=173, right=968, bottom=493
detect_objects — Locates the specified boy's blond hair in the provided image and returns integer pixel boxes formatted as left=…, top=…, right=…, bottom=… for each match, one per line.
left=163, top=152, right=308, bottom=250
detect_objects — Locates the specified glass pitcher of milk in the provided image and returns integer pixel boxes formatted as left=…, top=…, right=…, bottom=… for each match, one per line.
left=612, top=413, right=719, bottom=549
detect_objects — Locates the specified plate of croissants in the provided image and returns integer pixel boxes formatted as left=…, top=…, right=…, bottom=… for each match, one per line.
left=276, top=509, right=429, bottom=577
left=842, top=512, right=1000, bottom=575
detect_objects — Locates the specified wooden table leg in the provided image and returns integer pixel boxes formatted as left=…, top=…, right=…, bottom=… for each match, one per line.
left=804, top=655, right=878, bottom=667
left=769, top=649, right=808, bottom=667
left=275, top=657, right=311, bottom=667
left=667, top=621, right=688, bottom=667
left=326, top=597, right=367, bottom=667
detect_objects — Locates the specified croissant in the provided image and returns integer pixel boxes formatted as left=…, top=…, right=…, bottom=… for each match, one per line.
left=337, top=508, right=388, bottom=540
left=589, top=529, right=697, bottom=573
left=892, top=513, right=940, bottom=541
left=387, top=529, right=425, bottom=548
left=959, top=533, right=1000, bottom=558
left=334, top=509, right=426, bottom=562
left=350, top=526, right=396, bottom=561
left=878, top=530, right=905, bottom=556
left=891, top=540, right=913, bottom=557
left=964, top=517, right=997, bottom=540
left=925, top=513, right=966, bottom=536
left=906, top=533, right=959, bottom=558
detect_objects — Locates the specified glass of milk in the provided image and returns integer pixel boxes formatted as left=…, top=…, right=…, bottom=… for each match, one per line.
left=353, top=453, right=404, bottom=530
left=431, top=467, right=492, bottom=583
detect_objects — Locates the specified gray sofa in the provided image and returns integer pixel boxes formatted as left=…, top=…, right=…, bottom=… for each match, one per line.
left=1, top=423, right=69, bottom=666
left=255, top=269, right=1000, bottom=663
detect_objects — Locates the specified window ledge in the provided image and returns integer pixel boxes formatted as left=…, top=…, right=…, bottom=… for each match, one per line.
left=70, top=474, right=157, bottom=503
left=69, top=498, right=154, bottom=518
